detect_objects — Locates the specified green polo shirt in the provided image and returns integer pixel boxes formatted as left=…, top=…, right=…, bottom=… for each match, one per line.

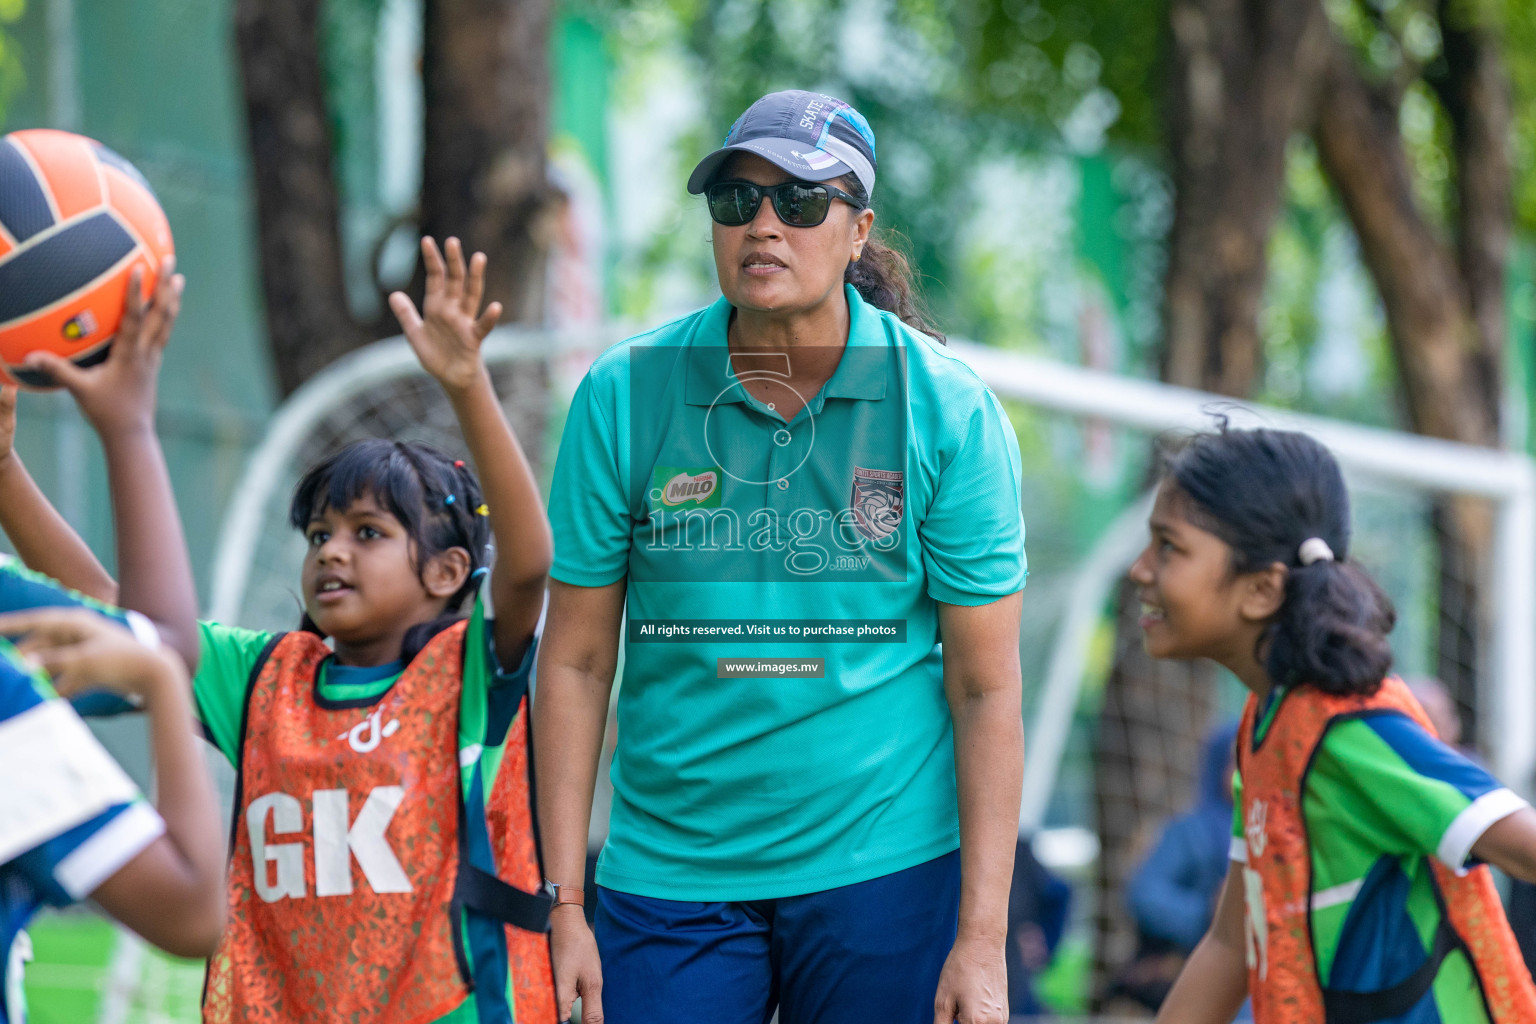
left=548, top=285, right=1027, bottom=901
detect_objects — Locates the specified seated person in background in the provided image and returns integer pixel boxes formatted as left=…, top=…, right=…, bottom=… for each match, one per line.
left=1407, top=676, right=1468, bottom=752
left=1006, top=835, right=1071, bottom=1017
left=1110, top=721, right=1240, bottom=1013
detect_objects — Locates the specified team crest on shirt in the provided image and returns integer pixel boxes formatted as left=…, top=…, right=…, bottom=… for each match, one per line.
left=849, top=466, right=903, bottom=543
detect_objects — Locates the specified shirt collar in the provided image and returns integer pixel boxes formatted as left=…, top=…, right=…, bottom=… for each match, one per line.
left=684, top=285, right=890, bottom=407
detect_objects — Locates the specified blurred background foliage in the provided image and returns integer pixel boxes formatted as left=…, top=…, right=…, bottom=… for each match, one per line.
left=554, top=0, right=1535, bottom=438
left=0, top=0, right=24, bottom=118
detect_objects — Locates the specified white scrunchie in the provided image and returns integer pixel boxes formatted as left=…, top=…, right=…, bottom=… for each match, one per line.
left=1298, top=537, right=1335, bottom=566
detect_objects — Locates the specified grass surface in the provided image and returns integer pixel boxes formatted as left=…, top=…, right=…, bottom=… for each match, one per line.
left=22, top=911, right=204, bottom=1024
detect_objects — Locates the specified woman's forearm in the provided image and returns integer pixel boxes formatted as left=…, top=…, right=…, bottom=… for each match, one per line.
left=0, top=450, right=118, bottom=602
left=533, top=660, right=614, bottom=895
left=949, top=685, right=1024, bottom=942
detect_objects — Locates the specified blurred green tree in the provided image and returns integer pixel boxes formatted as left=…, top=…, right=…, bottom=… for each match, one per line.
left=235, top=0, right=555, bottom=396
left=0, top=0, right=24, bottom=123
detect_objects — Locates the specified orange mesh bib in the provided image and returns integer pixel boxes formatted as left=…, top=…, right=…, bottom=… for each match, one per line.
left=1237, top=676, right=1536, bottom=1024
left=205, top=624, right=472, bottom=1024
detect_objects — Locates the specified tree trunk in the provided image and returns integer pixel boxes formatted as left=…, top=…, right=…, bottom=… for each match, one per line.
left=1159, top=0, right=1328, bottom=393
left=238, top=0, right=558, bottom=398
left=1313, top=31, right=1506, bottom=738
left=1313, top=41, right=1496, bottom=448
left=1432, top=1, right=1511, bottom=732
left=420, top=0, right=557, bottom=323
left=1092, top=0, right=1328, bottom=1003
left=234, top=0, right=371, bottom=398
left=1434, top=0, right=1512, bottom=418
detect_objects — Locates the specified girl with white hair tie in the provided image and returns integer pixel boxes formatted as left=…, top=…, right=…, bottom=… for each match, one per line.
left=1132, top=424, right=1536, bottom=1024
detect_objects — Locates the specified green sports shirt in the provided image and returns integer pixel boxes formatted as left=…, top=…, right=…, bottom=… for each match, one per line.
left=1232, top=689, right=1529, bottom=1021
left=547, top=285, right=1029, bottom=901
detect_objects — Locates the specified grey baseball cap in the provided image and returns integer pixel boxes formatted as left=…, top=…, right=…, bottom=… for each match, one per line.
left=687, top=90, right=878, bottom=197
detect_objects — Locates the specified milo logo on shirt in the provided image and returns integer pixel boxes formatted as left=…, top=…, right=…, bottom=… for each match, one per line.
left=652, top=466, right=723, bottom=509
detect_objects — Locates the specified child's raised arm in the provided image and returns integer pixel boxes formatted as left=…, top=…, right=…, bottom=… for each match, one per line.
left=0, top=384, right=118, bottom=602
left=1154, top=862, right=1250, bottom=1024
left=0, top=264, right=200, bottom=671
left=389, top=237, right=552, bottom=663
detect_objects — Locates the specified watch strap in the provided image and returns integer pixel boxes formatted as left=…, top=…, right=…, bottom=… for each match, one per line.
left=549, top=882, right=585, bottom=908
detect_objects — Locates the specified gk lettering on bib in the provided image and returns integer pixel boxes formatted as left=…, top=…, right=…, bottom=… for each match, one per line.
left=245, top=785, right=412, bottom=900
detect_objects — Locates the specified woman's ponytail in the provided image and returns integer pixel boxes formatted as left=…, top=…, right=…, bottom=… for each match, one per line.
left=1166, top=426, right=1396, bottom=696
left=840, top=177, right=945, bottom=344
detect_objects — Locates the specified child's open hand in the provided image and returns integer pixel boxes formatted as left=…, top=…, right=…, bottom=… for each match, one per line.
left=22, top=257, right=184, bottom=438
left=389, top=237, right=503, bottom=393
left=0, top=607, right=182, bottom=708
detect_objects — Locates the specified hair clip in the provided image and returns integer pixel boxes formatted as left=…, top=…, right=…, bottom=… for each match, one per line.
left=475, top=504, right=490, bottom=516
left=470, top=566, right=490, bottom=581
left=444, top=494, right=457, bottom=506
left=454, top=460, right=466, bottom=469
left=1298, top=537, right=1334, bottom=566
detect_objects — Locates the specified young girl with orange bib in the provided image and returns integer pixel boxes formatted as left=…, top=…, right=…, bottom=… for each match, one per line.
left=1140, top=426, right=1536, bottom=1024
left=7, top=239, right=559, bottom=1024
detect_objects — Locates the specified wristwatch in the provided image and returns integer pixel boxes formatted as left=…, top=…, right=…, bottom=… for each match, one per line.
left=547, top=881, right=585, bottom=909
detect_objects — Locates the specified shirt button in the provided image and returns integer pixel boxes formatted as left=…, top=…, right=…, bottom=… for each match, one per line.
left=776, top=478, right=789, bottom=490
left=773, top=429, right=792, bottom=447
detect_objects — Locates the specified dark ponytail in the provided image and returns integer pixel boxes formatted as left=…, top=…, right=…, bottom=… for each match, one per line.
left=1165, top=426, right=1396, bottom=696
left=840, top=176, right=946, bottom=344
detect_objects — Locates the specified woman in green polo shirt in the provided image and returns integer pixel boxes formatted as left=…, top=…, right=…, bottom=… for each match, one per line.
left=536, top=90, right=1028, bottom=1024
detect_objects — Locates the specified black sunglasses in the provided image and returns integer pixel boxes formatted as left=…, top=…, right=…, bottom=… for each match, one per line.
left=705, top=179, right=866, bottom=228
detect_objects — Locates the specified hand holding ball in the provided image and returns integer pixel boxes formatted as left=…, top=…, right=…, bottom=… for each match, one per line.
left=0, top=129, right=174, bottom=387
